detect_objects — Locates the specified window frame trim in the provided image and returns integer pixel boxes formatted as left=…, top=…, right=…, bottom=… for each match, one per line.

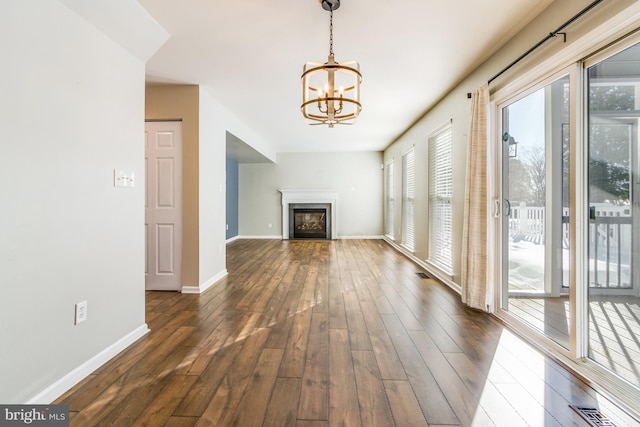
left=385, top=159, right=395, bottom=239
left=427, top=120, right=454, bottom=275
left=401, top=146, right=416, bottom=252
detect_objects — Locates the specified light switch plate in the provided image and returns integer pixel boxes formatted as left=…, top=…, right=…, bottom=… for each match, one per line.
left=114, top=169, right=126, bottom=187
left=114, top=169, right=135, bottom=188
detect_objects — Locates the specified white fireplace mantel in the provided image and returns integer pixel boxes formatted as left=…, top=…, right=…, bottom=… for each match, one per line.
left=279, top=190, right=338, bottom=239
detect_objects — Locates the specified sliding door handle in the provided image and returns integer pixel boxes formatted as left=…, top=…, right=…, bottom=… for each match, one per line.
left=493, top=199, right=501, bottom=218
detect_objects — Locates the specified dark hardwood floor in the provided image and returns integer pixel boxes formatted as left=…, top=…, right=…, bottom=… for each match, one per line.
left=56, top=239, right=635, bottom=426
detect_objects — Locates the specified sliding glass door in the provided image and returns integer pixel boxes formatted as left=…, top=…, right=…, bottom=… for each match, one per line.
left=500, top=74, right=571, bottom=349
left=586, top=41, right=640, bottom=388
left=496, top=36, right=640, bottom=396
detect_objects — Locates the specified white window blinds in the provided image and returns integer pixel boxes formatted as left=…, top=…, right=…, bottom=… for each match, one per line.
left=402, top=148, right=415, bottom=251
left=428, top=123, right=453, bottom=273
left=385, top=161, right=394, bottom=238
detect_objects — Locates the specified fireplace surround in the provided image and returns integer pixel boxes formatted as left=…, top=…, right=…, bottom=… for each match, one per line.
left=279, top=190, right=338, bottom=240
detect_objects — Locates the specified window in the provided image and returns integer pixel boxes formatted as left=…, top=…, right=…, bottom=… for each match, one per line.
left=402, top=148, right=415, bottom=251
left=385, top=160, right=394, bottom=238
left=428, top=123, right=453, bottom=273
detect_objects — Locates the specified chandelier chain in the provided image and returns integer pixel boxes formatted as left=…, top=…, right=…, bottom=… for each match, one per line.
left=329, top=8, right=334, bottom=56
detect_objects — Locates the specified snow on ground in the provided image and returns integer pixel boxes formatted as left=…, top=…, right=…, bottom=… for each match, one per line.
left=508, top=240, right=545, bottom=291
left=508, top=239, right=630, bottom=291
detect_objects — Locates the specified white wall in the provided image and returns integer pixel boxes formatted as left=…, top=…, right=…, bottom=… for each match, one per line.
left=0, top=1, right=162, bottom=402
left=198, top=86, right=275, bottom=289
left=239, top=152, right=383, bottom=238
left=198, top=89, right=228, bottom=287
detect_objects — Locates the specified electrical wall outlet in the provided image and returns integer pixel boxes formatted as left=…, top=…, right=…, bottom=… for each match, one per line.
left=75, top=301, right=87, bottom=325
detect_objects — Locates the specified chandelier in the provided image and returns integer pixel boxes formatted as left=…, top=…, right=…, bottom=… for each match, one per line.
left=301, top=0, right=362, bottom=128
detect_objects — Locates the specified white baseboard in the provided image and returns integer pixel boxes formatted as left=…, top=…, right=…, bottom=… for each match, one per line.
left=236, top=235, right=385, bottom=240
left=226, top=235, right=240, bottom=244
left=27, top=323, right=150, bottom=404
left=382, top=237, right=461, bottom=294
left=182, top=269, right=228, bottom=294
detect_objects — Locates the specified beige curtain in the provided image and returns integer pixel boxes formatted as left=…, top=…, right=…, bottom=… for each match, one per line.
left=461, top=84, right=490, bottom=311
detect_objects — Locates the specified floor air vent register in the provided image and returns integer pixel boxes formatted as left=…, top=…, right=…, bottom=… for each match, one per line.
left=569, top=405, right=615, bottom=427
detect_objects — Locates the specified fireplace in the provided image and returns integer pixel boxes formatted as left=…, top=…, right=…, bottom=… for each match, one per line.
left=289, top=204, right=331, bottom=239
left=279, top=190, right=338, bottom=240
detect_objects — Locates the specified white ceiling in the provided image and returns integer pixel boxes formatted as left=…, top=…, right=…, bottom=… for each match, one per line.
left=140, top=0, right=552, bottom=154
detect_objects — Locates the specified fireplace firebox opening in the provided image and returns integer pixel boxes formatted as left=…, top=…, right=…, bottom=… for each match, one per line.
left=289, top=203, right=331, bottom=239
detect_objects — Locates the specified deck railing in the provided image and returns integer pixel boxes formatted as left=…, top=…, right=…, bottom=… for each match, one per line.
left=590, top=205, right=632, bottom=289
left=509, top=203, right=632, bottom=289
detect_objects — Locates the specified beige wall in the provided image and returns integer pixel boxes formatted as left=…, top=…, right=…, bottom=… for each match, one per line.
left=239, top=152, right=384, bottom=238
left=145, top=85, right=200, bottom=287
left=383, top=0, right=639, bottom=286
left=384, top=112, right=468, bottom=284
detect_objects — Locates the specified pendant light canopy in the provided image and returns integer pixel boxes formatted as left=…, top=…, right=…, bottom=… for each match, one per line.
left=301, top=0, right=362, bottom=128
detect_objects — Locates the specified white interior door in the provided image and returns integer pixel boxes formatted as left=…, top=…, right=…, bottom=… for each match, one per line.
left=145, top=121, right=182, bottom=291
